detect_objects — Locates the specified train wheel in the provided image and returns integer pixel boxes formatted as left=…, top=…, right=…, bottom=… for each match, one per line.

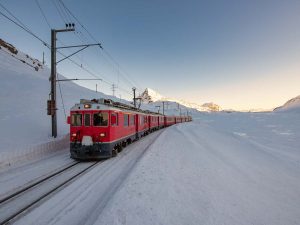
left=112, top=147, right=118, bottom=157
left=118, top=144, right=123, bottom=152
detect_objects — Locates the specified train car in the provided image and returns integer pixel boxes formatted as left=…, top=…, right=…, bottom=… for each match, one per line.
left=148, top=114, right=160, bottom=132
left=165, top=115, right=175, bottom=127
left=175, top=116, right=181, bottom=124
left=136, top=112, right=149, bottom=138
left=68, top=99, right=139, bottom=159
left=158, top=115, right=164, bottom=129
left=67, top=98, right=192, bottom=160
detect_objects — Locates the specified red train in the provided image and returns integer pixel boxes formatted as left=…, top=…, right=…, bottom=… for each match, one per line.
left=67, top=98, right=192, bottom=160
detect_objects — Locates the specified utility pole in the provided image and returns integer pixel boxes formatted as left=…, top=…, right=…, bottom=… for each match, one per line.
left=42, top=52, right=45, bottom=65
left=49, top=25, right=75, bottom=138
left=162, top=101, right=165, bottom=115
left=47, top=24, right=102, bottom=138
left=132, top=87, right=136, bottom=108
left=155, top=105, right=160, bottom=113
left=96, top=84, right=97, bottom=93
left=112, top=84, right=116, bottom=96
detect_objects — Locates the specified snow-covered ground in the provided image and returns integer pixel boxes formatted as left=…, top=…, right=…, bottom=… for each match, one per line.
left=1, top=39, right=300, bottom=225
left=7, top=111, right=300, bottom=225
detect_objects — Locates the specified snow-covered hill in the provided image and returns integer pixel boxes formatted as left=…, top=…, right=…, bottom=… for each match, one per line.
left=274, top=95, right=300, bottom=113
left=0, top=39, right=131, bottom=165
left=139, top=88, right=221, bottom=112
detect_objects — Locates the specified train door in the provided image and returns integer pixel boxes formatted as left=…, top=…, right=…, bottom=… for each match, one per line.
left=135, top=114, right=139, bottom=139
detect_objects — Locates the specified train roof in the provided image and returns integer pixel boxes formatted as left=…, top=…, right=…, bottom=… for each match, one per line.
left=71, top=98, right=164, bottom=116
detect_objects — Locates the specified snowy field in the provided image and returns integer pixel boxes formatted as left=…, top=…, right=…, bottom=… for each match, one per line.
left=7, top=111, right=300, bottom=225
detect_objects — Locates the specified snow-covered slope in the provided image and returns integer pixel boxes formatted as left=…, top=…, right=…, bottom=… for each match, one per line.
left=274, top=95, right=300, bottom=113
left=139, top=88, right=221, bottom=112
left=0, top=40, right=115, bottom=157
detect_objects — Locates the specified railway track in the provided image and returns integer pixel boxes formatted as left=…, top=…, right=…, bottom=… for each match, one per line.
left=0, top=161, right=101, bottom=224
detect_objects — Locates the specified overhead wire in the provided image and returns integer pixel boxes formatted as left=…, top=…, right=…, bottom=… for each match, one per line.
left=0, top=1, right=136, bottom=99
left=0, top=5, right=48, bottom=47
left=35, top=0, right=52, bottom=29
left=58, top=0, right=143, bottom=93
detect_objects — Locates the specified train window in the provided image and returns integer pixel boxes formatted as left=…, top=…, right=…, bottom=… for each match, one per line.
left=93, top=112, right=108, bottom=126
left=124, top=114, right=129, bottom=126
left=111, top=113, right=118, bottom=126
left=129, top=115, right=135, bottom=125
left=84, top=114, right=90, bottom=126
left=71, top=114, right=82, bottom=126
left=140, top=115, right=143, bottom=125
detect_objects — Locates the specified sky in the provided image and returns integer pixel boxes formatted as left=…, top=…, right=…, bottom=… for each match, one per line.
left=0, top=0, right=299, bottom=110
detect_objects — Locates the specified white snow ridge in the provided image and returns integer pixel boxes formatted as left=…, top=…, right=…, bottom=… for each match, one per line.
left=274, top=95, right=300, bottom=113
left=139, top=88, right=221, bottom=112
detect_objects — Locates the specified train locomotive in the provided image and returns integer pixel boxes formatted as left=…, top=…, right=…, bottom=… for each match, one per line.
left=67, top=98, right=192, bottom=160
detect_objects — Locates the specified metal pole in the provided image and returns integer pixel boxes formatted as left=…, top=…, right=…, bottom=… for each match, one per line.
left=132, top=87, right=136, bottom=108
left=162, top=101, right=165, bottom=115
left=50, top=29, right=57, bottom=138
left=96, top=84, right=97, bottom=93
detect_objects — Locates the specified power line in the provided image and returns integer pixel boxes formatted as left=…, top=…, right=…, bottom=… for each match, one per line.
left=51, top=0, right=67, bottom=24
left=58, top=0, right=143, bottom=92
left=57, top=73, right=67, bottom=119
left=0, top=7, right=48, bottom=47
left=0, top=2, right=135, bottom=99
left=35, top=0, right=52, bottom=29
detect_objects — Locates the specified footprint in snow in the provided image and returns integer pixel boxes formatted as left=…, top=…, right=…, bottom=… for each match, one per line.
left=233, top=132, right=248, bottom=137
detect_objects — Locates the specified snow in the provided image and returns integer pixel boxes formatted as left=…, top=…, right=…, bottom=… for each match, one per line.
left=274, top=95, right=300, bottom=113
left=0, top=148, right=72, bottom=200
left=139, top=88, right=220, bottom=112
left=1, top=39, right=300, bottom=225
left=94, top=112, right=300, bottom=225
left=10, top=111, right=300, bottom=225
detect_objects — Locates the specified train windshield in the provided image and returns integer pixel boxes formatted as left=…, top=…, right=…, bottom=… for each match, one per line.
left=93, top=112, right=108, bottom=126
left=71, top=114, right=82, bottom=126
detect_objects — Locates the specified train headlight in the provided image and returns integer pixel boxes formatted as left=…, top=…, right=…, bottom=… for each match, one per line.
left=100, top=133, right=105, bottom=137
left=84, top=104, right=91, bottom=109
left=72, top=133, right=77, bottom=137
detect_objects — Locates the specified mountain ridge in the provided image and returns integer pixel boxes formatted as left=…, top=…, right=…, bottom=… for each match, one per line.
left=139, top=88, right=221, bottom=112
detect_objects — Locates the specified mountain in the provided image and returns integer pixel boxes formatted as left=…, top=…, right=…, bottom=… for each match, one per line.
left=138, top=88, right=164, bottom=103
left=139, top=88, right=221, bottom=112
left=201, top=102, right=221, bottom=112
left=274, top=95, right=300, bottom=113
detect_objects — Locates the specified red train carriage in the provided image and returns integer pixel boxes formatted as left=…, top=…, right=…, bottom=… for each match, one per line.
left=68, top=99, right=138, bottom=159
left=67, top=98, right=192, bottom=160
left=136, top=112, right=149, bottom=138
left=165, top=115, right=175, bottom=127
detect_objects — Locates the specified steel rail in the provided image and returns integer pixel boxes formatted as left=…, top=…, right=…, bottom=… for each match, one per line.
left=0, top=161, right=80, bottom=205
left=0, top=161, right=101, bottom=224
